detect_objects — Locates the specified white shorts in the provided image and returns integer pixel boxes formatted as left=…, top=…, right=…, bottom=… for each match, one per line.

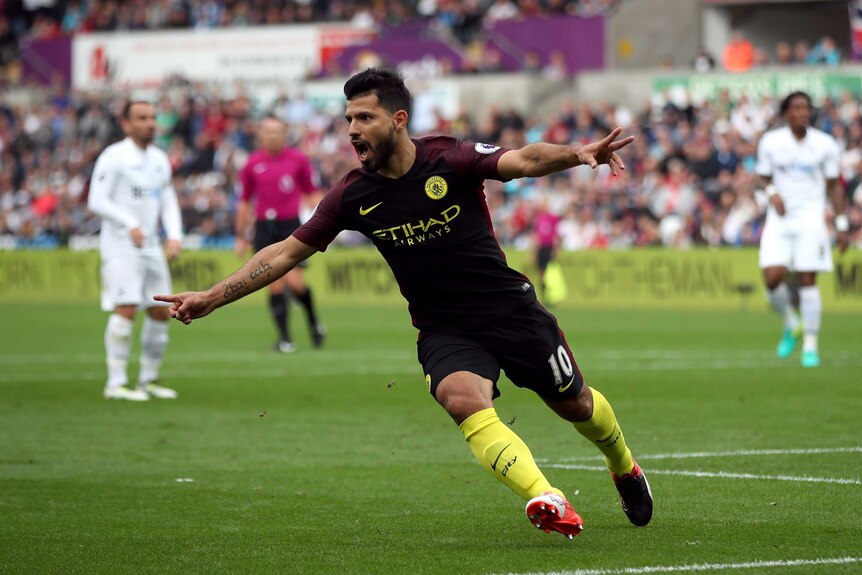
left=759, top=215, right=833, bottom=273
left=100, top=252, right=173, bottom=312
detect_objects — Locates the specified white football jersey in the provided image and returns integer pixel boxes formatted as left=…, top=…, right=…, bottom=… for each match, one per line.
left=88, top=138, right=183, bottom=257
left=755, top=126, right=840, bottom=220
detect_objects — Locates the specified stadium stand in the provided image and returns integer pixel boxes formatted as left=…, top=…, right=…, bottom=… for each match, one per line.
left=0, top=1, right=860, bottom=251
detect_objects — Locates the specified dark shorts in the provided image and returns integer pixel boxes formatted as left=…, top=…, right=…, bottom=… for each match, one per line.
left=254, top=218, right=308, bottom=269
left=536, top=245, right=554, bottom=272
left=254, top=218, right=301, bottom=252
left=417, top=299, right=584, bottom=401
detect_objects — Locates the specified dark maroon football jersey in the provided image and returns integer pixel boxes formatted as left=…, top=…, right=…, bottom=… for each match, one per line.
left=293, top=135, right=536, bottom=331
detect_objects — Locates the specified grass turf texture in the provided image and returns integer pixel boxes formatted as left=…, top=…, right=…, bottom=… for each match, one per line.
left=1, top=302, right=860, bottom=575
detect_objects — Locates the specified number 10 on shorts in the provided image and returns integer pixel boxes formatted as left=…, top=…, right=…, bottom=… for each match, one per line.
left=548, top=345, right=574, bottom=386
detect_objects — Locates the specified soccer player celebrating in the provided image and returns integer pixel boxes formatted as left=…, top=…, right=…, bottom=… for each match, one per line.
left=236, top=116, right=325, bottom=353
left=756, top=91, right=849, bottom=367
left=89, top=101, right=183, bottom=401
left=156, top=69, right=652, bottom=537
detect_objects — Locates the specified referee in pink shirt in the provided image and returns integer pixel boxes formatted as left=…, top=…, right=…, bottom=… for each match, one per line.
left=235, top=116, right=325, bottom=352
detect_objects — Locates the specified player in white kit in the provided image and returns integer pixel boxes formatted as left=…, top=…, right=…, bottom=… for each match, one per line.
left=755, top=92, right=849, bottom=367
left=88, top=101, right=184, bottom=400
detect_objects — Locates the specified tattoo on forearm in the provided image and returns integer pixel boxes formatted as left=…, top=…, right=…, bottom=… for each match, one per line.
left=533, top=158, right=569, bottom=174
left=250, top=260, right=273, bottom=280
left=223, top=279, right=248, bottom=299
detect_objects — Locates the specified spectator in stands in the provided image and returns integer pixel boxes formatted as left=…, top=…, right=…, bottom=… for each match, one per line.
left=691, top=47, right=716, bottom=73
left=722, top=30, right=755, bottom=72
left=542, top=50, right=569, bottom=80
left=485, top=0, right=520, bottom=23
left=774, top=41, right=793, bottom=65
left=648, top=158, right=698, bottom=219
left=793, top=40, right=810, bottom=65
left=806, top=36, right=841, bottom=66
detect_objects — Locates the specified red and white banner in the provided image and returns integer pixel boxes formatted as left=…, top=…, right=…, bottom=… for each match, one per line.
left=72, top=25, right=370, bottom=90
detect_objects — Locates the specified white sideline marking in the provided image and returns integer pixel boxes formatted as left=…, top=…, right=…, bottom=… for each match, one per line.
left=588, top=349, right=861, bottom=360
left=550, top=447, right=862, bottom=462
left=3, top=349, right=862, bottom=383
left=586, top=358, right=862, bottom=371
left=497, top=556, right=861, bottom=575
left=6, top=358, right=862, bottom=384
left=546, top=464, right=861, bottom=486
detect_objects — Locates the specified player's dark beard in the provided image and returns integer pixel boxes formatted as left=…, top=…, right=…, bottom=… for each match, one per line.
left=364, top=129, right=396, bottom=173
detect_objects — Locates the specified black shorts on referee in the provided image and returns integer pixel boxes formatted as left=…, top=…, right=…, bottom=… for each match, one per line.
left=417, top=298, right=584, bottom=401
left=254, top=218, right=302, bottom=251
left=536, top=245, right=554, bottom=272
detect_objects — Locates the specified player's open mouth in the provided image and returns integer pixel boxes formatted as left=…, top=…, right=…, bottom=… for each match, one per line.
left=352, top=140, right=370, bottom=162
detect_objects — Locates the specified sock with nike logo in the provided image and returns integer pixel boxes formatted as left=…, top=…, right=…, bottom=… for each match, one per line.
left=573, top=387, right=634, bottom=477
left=459, top=408, right=564, bottom=501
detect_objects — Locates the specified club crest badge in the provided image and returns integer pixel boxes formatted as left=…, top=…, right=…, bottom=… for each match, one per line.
left=425, top=176, right=448, bottom=200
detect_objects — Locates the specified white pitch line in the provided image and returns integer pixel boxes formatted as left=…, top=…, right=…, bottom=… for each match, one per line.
left=548, top=446, right=862, bottom=462
left=546, top=464, right=861, bottom=486
left=497, top=556, right=861, bottom=575
left=584, top=350, right=862, bottom=360
left=6, top=357, right=862, bottom=384
left=585, top=358, right=862, bottom=371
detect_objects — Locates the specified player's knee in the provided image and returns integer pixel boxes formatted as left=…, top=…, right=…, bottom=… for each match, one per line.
left=435, top=374, right=494, bottom=424
left=108, top=313, right=133, bottom=336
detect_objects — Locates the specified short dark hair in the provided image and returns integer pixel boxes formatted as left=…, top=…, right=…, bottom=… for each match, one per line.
left=122, top=100, right=152, bottom=119
left=780, top=91, right=812, bottom=116
left=343, top=68, right=412, bottom=117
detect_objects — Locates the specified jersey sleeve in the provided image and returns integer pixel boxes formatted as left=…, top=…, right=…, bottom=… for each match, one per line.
left=87, top=149, right=140, bottom=230
left=447, top=139, right=511, bottom=181
left=296, top=154, right=317, bottom=196
left=291, top=185, right=344, bottom=252
left=238, top=157, right=255, bottom=202
left=754, top=133, right=773, bottom=178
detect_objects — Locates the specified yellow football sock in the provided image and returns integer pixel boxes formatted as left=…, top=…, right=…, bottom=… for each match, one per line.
left=573, top=387, right=634, bottom=477
left=459, top=408, right=563, bottom=501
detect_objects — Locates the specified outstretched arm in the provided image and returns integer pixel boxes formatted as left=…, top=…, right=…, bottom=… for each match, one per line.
left=497, top=127, right=634, bottom=180
left=154, top=235, right=318, bottom=324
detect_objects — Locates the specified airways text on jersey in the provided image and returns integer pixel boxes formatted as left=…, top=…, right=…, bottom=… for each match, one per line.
left=372, top=204, right=461, bottom=246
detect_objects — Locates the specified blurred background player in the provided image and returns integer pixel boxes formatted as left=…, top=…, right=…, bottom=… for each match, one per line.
left=531, top=194, right=565, bottom=304
left=756, top=91, right=849, bottom=367
left=88, top=101, right=183, bottom=401
left=235, top=116, right=325, bottom=352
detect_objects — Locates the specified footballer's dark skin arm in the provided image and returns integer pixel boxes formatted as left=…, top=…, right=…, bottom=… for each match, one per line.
left=154, top=236, right=318, bottom=324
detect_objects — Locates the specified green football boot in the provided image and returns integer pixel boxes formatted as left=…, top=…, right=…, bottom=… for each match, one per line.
left=776, top=325, right=801, bottom=359
left=801, top=349, right=821, bottom=368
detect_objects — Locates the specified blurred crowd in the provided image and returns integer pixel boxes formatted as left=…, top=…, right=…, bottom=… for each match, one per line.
left=2, top=76, right=862, bottom=251
left=2, top=0, right=625, bottom=79
left=688, top=30, right=845, bottom=73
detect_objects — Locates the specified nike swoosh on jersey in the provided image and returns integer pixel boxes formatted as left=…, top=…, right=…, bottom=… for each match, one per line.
left=359, top=201, right=383, bottom=215
left=559, top=374, right=576, bottom=393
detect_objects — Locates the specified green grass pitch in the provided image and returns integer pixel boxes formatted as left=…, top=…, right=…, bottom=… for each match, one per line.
left=1, top=301, right=860, bottom=574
